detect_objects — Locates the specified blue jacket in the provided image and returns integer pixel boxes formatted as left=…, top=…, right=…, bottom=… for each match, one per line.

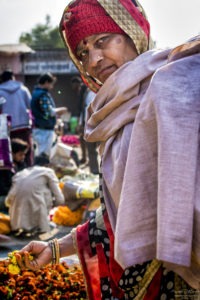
left=31, top=87, right=56, bottom=130
left=0, top=80, right=31, bottom=130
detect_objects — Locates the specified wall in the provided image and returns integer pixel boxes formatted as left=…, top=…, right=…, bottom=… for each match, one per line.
left=0, top=54, right=22, bottom=76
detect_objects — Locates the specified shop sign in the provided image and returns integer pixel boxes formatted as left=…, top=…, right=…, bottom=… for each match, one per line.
left=23, top=61, right=78, bottom=74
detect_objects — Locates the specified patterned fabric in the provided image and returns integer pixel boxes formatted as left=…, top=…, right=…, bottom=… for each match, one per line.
left=74, top=168, right=196, bottom=299
left=31, top=87, right=56, bottom=130
left=38, top=94, right=55, bottom=120
left=98, top=0, right=149, bottom=54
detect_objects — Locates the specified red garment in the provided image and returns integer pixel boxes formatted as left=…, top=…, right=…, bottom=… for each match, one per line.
left=75, top=212, right=162, bottom=300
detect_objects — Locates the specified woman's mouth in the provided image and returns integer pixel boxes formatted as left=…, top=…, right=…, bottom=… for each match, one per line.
left=97, top=65, right=116, bottom=82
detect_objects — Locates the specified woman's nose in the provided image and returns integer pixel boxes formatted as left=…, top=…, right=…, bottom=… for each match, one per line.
left=88, top=50, right=103, bottom=68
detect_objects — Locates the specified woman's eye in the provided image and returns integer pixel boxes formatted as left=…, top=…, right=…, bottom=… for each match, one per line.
left=96, top=36, right=107, bottom=47
left=95, top=34, right=112, bottom=48
left=97, top=38, right=104, bottom=45
left=79, top=50, right=88, bottom=60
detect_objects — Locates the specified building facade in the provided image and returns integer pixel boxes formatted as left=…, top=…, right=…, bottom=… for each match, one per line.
left=0, top=44, right=81, bottom=117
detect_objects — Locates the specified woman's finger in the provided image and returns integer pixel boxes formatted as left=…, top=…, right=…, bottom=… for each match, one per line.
left=23, top=251, right=40, bottom=271
left=15, top=252, right=26, bottom=270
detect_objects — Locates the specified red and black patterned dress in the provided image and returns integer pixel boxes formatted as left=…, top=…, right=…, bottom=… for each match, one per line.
left=73, top=170, right=195, bottom=300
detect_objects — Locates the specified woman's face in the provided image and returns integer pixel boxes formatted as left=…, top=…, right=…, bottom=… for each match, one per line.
left=76, top=33, right=138, bottom=84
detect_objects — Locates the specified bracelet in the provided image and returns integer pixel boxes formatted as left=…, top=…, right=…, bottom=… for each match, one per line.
left=48, top=238, right=60, bottom=265
left=54, top=239, right=60, bottom=264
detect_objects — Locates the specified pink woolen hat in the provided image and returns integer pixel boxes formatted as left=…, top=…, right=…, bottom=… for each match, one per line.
left=62, top=0, right=125, bottom=55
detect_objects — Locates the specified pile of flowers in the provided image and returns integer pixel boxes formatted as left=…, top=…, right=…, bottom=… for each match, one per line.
left=61, top=135, right=80, bottom=146
left=52, top=205, right=84, bottom=227
left=0, top=251, right=87, bottom=299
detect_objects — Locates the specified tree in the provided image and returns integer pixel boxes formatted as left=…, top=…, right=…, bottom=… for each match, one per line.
left=19, top=15, right=65, bottom=49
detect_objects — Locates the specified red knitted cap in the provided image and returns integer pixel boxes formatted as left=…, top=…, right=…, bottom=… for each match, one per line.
left=62, top=0, right=125, bottom=55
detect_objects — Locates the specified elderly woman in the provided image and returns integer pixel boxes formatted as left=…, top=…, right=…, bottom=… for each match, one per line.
left=17, top=0, right=200, bottom=299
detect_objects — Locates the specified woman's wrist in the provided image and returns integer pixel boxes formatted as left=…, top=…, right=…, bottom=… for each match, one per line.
left=58, top=232, right=76, bottom=258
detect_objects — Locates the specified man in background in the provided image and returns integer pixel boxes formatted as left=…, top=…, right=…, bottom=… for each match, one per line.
left=31, top=72, right=67, bottom=157
left=0, top=138, right=29, bottom=213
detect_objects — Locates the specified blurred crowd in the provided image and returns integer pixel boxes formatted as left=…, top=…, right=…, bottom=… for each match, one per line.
left=0, top=69, right=100, bottom=240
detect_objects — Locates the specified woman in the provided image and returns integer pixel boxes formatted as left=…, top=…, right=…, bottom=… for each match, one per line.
left=17, top=0, right=200, bottom=299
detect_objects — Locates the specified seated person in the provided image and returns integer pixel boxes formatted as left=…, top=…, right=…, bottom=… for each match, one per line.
left=11, top=138, right=29, bottom=171
left=0, top=138, right=29, bottom=213
left=5, top=153, right=64, bottom=237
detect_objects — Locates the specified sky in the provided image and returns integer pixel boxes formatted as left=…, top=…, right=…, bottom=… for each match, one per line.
left=0, top=0, right=199, bottom=49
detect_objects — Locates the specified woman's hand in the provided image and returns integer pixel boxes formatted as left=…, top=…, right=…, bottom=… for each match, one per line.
left=15, top=233, right=76, bottom=271
left=15, top=240, right=52, bottom=271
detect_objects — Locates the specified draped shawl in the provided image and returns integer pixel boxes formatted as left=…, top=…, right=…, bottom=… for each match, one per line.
left=84, top=48, right=170, bottom=255
left=84, top=39, right=200, bottom=273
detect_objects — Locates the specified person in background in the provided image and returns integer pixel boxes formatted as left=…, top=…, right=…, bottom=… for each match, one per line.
left=0, top=96, right=6, bottom=113
left=0, top=138, right=28, bottom=213
left=11, top=138, right=29, bottom=172
left=70, top=76, right=84, bottom=106
left=0, top=70, right=33, bottom=166
left=31, top=72, right=67, bottom=157
left=6, top=153, right=64, bottom=238
left=71, top=76, right=99, bottom=173
left=17, top=0, right=200, bottom=299
left=70, top=76, right=87, bottom=161
left=78, top=86, right=99, bottom=174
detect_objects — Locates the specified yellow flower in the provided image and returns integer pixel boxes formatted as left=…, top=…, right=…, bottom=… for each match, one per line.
left=29, top=254, right=34, bottom=261
left=7, top=250, right=34, bottom=274
left=8, top=263, right=20, bottom=275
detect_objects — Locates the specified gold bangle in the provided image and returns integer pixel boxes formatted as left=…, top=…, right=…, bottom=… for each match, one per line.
left=48, top=239, right=59, bottom=265
left=53, top=238, right=60, bottom=264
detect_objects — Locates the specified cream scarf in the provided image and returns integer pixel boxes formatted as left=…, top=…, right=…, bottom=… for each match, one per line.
left=84, top=48, right=170, bottom=243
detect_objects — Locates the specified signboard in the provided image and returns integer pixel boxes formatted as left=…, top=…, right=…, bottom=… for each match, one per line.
left=23, top=60, right=78, bottom=75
